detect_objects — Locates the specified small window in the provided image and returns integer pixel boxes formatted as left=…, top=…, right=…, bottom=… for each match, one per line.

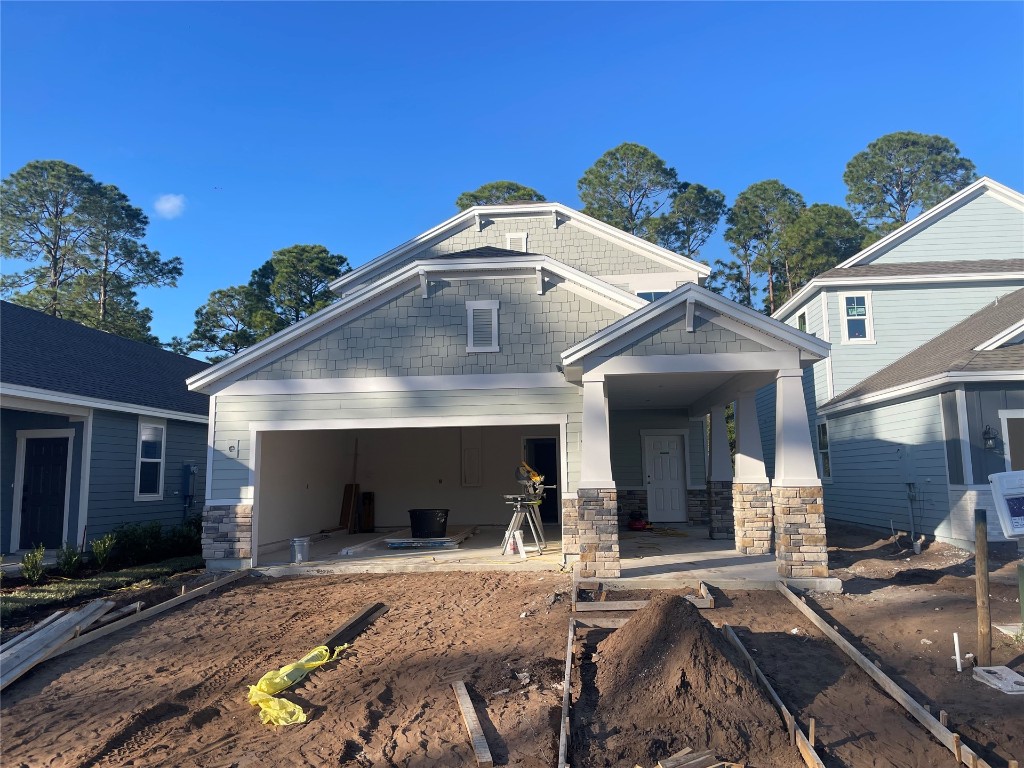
left=816, top=422, right=831, bottom=480
left=797, top=312, right=807, bottom=333
left=840, top=292, right=874, bottom=343
left=135, top=418, right=166, bottom=500
left=505, top=232, right=528, bottom=252
left=467, top=300, right=499, bottom=353
left=637, top=291, right=670, bottom=303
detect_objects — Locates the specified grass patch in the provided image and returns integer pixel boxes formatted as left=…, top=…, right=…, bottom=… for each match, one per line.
left=0, top=555, right=204, bottom=622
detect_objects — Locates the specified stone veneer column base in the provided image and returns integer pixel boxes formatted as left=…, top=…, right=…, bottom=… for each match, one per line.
left=575, top=489, right=620, bottom=579
left=686, top=487, right=710, bottom=525
left=708, top=481, right=734, bottom=539
left=203, top=504, right=253, bottom=565
left=733, top=482, right=773, bottom=555
left=772, top=486, right=829, bottom=579
left=616, top=489, right=647, bottom=527
left=561, top=497, right=581, bottom=557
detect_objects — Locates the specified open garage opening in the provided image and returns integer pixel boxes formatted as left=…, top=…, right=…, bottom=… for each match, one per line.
left=252, top=423, right=563, bottom=562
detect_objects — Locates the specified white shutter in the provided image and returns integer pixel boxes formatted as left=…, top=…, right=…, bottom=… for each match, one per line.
left=466, top=300, right=499, bottom=352
left=506, top=233, right=528, bottom=252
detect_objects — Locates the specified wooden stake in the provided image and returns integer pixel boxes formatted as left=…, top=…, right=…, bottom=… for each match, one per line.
left=940, top=710, right=948, bottom=727
left=975, top=509, right=992, bottom=668
left=808, top=718, right=815, bottom=748
left=1008, top=760, right=1018, bottom=768
left=952, top=734, right=961, bottom=762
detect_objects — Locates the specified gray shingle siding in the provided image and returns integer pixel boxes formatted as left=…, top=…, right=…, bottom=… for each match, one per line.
left=245, top=278, right=622, bottom=380
left=616, top=315, right=772, bottom=357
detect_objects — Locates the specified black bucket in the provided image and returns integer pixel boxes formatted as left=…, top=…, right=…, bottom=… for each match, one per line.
left=409, top=508, right=449, bottom=538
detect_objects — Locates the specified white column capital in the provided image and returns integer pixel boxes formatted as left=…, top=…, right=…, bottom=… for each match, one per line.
left=734, top=396, right=768, bottom=483
left=580, top=379, right=615, bottom=487
left=776, top=368, right=805, bottom=380
left=773, top=370, right=821, bottom=487
left=709, top=405, right=734, bottom=482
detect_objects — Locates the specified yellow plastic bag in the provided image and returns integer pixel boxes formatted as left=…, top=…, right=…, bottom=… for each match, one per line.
left=246, top=644, right=347, bottom=726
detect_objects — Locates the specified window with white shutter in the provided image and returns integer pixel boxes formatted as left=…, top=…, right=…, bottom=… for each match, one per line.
left=466, top=300, right=499, bottom=353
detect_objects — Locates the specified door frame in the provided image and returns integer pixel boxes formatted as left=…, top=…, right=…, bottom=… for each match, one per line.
left=522, top=435, right=560, bottom=524
left=10, top=429, right=76, bottom=552
left=640, top=429, right=690, bottom=522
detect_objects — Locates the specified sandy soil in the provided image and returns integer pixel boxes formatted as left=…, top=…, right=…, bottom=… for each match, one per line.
left=1, top=572, right=573, bottom=768
left=1, top=522, right=1020, bottom=767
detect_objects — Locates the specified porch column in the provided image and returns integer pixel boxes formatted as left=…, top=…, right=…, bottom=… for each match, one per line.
left=772, top=369, right=829, bottom=580
left=733, top=396, right=773, bottom=555
left=576, top=378, right=619, bottom=579
left=707, top=405, right=734, bottom=540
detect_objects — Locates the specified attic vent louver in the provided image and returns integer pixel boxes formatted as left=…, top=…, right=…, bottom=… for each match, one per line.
left=506, top=232, right=528, bottom=253
left=466, top=300, right=499, bottom=353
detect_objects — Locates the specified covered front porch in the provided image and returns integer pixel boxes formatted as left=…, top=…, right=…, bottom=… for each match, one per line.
left=561, top=283, right=839, bottom=590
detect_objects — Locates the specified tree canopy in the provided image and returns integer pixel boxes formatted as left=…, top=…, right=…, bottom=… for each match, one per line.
left=843, top=131, right=977, bottom=233
left=778, top=204, right=867, bottom=299
left=455, top=181, right=546, bottom=210
left=0, top=160, right=181, bottom=343
left=577, top=143, right=678, bottom=240
left=656, top=182, right=728, bottom=259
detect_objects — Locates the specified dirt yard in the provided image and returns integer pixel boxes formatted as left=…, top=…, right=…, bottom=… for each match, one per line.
left=1, top=523, right=1021, bottom=767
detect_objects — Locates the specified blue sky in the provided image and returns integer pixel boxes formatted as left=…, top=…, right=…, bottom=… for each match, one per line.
left=2, top=1, right=1022, bottom=345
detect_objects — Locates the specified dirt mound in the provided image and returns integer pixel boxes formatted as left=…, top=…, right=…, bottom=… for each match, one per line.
left=574, top=594, right=800, bottom=768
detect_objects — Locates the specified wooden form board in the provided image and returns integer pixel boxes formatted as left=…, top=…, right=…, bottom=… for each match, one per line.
left=452, top=681, right=493, bottom=767
left=0, top=609, right=65, bottom=654
left=573, top=580, right=714, bottom=613
left=557, top=618, right=576, bottom=768
left=318, top=602, right=388, bottom=649
left=50, top=570, right=250, bottom=660
left=722, top=624, right=824, bottom=768
left=776, top=583, right=992, bottom=768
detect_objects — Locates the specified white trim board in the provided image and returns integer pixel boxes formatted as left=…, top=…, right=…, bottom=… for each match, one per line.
left=218, top=372, right=574, bottom=397
left=10, top=429, right=76, bottom=552
left=0, top=383, right=207, bottom=424
left=998, top=409, right=1024, bottom=473
left=188, top=254, right=646, bottom=394
left=328, top=201, right=710, bottom=295
left=975, top=319, right=1024, bottom=351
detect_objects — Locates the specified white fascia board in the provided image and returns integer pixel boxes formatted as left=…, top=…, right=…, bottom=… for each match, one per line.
left=562, top=283, right=829, bottom=366
left=774, top=270, right=1024, bottom=320
left=834, top=177, right=1024, bottom=271
left=219, top=372, right=572, bottom=396
left=819, top=370, right=1024, bottom=416
left=0, top=383, right=207, bottom=423
left=188, top=254, right=644, bottom=393
left=975, top=319, right=1024, bottom=351
left=328, top=202, right=710, bottom=295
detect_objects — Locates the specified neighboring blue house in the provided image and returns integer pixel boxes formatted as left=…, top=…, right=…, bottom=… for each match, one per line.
left=0, top=302, right=210, bottom=556
left=763, top=177, right=1024, bottom=553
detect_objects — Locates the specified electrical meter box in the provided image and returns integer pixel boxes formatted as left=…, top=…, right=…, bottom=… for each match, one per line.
left=988, top=471, right=1024, bottom=539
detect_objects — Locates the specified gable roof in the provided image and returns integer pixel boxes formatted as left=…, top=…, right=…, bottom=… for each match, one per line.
left=820, top=287, right=1024, bottom=414
left=812, top=258, right=1021, bottom=282
left=561, top=281, right=830, bottom=367
left=774, top=177, right=1024, bottom=319
left=328, top=202, right=711, bottom=295
left=0, top=301, right=210, bottom=418
left=187, top=253, right=647, bottom=393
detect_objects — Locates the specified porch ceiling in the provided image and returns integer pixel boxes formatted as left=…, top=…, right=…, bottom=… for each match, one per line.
left=605, top=370, right=778, bottom=411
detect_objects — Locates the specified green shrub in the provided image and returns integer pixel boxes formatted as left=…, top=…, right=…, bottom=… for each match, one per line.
left=162, top=515, right=203, bottom=558
left=90, top=533, right=116, bottom=571
left=55, top=543, right=82, bottom=577
left=113, top=521, right=164, bottom=566
left=20, top=544, right=47, bottom=585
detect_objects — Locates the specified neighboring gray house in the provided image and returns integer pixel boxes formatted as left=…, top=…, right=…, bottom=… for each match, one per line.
left=764, top=177, right=1024, bottom=552
left=188, top=202, right=833, bottom=583
left=0, top=302, right=210, bottom=555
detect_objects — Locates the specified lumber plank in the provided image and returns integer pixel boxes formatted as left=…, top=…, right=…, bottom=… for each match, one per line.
left=86, top=601, right=144, bottom=631
left=0, top=609, right=65, bottom=654
left=575, top=617, right=631, bottom=630
left=318, top=602, right=388, bottom=649
left=557, top=618, right=576, bottom=768
left=0, top=600, right=115, bottom=690
left=451, top=681, right=493, bottom=767
left=722, top=624, right=824, bottom=768
left=776, top=583, right=991, bottom=768
left=573, top=600, right=648, bottom=612
left=50, top=569, right=249, bottom=660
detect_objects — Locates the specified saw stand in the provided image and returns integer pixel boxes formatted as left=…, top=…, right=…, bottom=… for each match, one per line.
left=501, top=494, right=547, bottom=556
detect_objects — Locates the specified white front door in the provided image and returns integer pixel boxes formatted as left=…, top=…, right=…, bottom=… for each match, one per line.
left=644, top=435, right=686, bottom=523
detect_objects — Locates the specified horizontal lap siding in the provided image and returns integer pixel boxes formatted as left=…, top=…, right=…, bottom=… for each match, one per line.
left=87, top=410, right=207, bottom=539
left=211, top=386, right=583, bottom=501
left=824, top=396, right=951, bottom=538
left=872, top=192, right=1024, bottom=264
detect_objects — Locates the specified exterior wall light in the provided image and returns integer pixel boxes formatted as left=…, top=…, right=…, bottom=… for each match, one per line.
left=982, top=424, right=999, bottom=450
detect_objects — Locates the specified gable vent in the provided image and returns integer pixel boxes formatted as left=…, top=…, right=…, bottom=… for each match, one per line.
left=506, top=232, right=528, bottom=253
left=467, top=300, right=499, bottom=352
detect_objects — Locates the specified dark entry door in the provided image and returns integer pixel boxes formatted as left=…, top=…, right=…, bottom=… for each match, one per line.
left=20, top=437, right=69, bottom=549
left=524, top=438, right=559, bottom=525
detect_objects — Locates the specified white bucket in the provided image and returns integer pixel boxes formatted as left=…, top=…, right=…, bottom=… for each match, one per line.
left=290, top=536, right=311, bottom=563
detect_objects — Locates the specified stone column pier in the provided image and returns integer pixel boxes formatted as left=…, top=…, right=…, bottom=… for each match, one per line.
left=733, top=395, right=773, bottom=554
left=203, top=504, right=253, bottom=570
left=707, top=405, right=734, bottom=539
left=576, top=489, right=620, bottom=579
